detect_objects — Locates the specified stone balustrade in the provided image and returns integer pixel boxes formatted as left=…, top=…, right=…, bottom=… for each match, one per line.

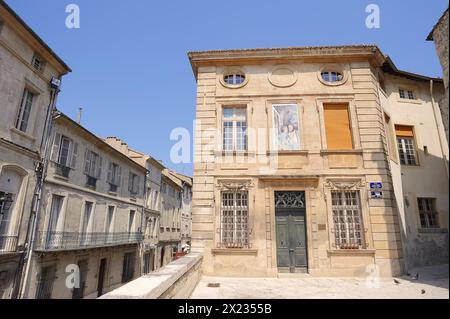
left=99, top=253, right=202, bottom=299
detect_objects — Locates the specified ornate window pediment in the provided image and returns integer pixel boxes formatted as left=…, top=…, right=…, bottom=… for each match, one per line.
left=324, top=179, right=364, bottom=190
left=216, top=180, right=253, bottom=192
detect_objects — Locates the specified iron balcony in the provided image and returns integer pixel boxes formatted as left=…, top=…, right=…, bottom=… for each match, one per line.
left=0, top=235, right=18, bottom=253
left=36, top=231, right=142, bottom=251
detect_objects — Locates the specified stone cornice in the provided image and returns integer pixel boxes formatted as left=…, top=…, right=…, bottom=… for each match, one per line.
left=0, top=137, right=40, bottom=159
left=188, top=45, right=385, bottom=78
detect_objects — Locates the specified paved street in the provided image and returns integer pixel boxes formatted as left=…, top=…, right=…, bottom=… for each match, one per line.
left=191, top=265, right=449, bottom=299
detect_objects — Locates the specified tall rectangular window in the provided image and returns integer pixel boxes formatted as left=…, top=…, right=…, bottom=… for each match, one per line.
left=418, top=198, right=439, bottom=229
left=323, top=104, right=353, bottom=150
left=47, top=195, right=64, bottom=233
left=106, top=206, right=114, bottom=233
left=220, top=191, right=249, bottom=248
left=15, top=89, right=35, bottom=133
left=107, top=162, right=121, bottom=192
left=128, top=210, right=135, bottom=233
left=395, top=125, right=418, bottom=165
left=331, top=191, right=364, bottom=249
left=35, top=265, right=56, bottom=299
left=222, top=107, right=247, bottom=151
left=128, top=172, right=140, bottom=195
left=122, top=252, right=136, bottom=283
left=82, top=202, right=93, bottom=233
left=72, top=259, right=88, bottom=299
left=84, top=150, right=102, bottom=178
left=50, top=133, right=78, bottom=171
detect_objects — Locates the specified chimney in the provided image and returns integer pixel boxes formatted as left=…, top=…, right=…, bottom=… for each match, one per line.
left=76, top=107, right=83, bottom=124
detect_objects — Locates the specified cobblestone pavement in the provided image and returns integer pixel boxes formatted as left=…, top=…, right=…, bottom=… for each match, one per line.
left=191, top=265, right=449, bottom=299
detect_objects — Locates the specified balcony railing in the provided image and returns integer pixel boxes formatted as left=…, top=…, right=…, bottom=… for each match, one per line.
left=0, top=235, right=18, bottom=253
left=36, top=231, right=142, bottom=251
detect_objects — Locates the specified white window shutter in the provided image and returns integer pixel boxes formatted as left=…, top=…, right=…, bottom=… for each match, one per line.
left=97, top=156, right=102, bottom=179
left=107, top=162, right=113, bottom=184
left=50, top=132, right=61, bottom=163
left=117, top=165, right=122, bottom=187
left=84, top=149, right=90, bottom=174
left=128, top=172, right=132, bottom=192
left=70, top=142, right=78, bottom=169
left=136, top=175, right=141, bottom=195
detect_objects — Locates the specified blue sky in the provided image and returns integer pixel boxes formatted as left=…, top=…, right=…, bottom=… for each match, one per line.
left=6, top=0, right=448, bottom=175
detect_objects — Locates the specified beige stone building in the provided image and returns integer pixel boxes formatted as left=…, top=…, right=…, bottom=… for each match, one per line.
left=188, top=45, right=448, bottom=277
left=0, top=0, right=70, bottom=298
left=105, top=137, right=165, bottom=274
left=159, top=170, right=183, bottom=265
left=169, top=171, right=193, bottom=249
left=105, top=138, right=190, bottom=269
left=427, top=8, right=449, bottom=144
left=379, top=62, right=449, bottom=268
left=22, top=112, right=147, bottom=299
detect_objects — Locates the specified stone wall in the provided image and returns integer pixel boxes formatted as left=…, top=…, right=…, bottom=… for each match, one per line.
left=99, top=253, right=202, bottom=299
left=431, top=9, right=449, bottom=143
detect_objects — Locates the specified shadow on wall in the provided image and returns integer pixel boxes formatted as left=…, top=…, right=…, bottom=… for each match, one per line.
left=398, top=149, right=449, bottom=269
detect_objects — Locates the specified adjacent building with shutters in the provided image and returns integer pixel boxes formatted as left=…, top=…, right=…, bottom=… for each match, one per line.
left=169, top=171, right=193, bottom=251
left=0, top=0, right=70, bottom=298
left=159, top=170, right=183, bottom=265
left=188, top=45, right=448, bottom=277
left=22, top=112, right=147, bottom=299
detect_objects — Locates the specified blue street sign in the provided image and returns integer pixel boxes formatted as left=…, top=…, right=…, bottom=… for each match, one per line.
left=371, top=191, right=383, bottom=199
left=369, top=182, right=383, bottom=189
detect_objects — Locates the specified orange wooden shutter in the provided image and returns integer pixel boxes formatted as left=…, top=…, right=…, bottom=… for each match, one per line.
left=323, top=104, right=353, bottom=150
left=395, top=125, right=414, bottom=137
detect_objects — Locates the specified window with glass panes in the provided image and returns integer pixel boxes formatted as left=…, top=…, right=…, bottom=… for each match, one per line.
left=222, top=107, right=247, bottom=151
left=224, top=74, right=245, bottom=85
left=395, top=125, right=417, bottom=165
left=15, top=89, right=35, bottom=132
left=220, top=192, right=249, bottom=248
left=58, top=136, right=71, bottom=167
left=331, top=191, right=365, bottom=249
left=321, top=71, right=343, bottom=83
left=399, top=89, right=415, bottom=100
left=417, top=198, right=439, bottom=228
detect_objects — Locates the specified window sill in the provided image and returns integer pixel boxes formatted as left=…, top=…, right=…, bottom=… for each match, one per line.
left=53, top=174, right=69, bottom=182
left=108, top=191, right=118, bottom=196
left=266, top=150, right=308, bottom=156
left=397, top=98, right=422, bottom=105
left=418, top=228, right=448, bottom=234
left=10, top=127, right=36, bottom=142
left=211, top=248, right=258, bottom=256
left=327, top=249, right=375, bottom=256
left=215, top=150, right=255, bottom=156
left=320, top=149, right=363, bottom=155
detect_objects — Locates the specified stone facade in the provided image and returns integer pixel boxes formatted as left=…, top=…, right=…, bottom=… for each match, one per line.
left=0, top=1, right=70, bottom=298
left=159, top=170, right=183, bottom=265
left=188, top=45, right=448, bottom=278
left=105, top=137, right=165, bottom=274
left=379, top=73, right=448, bottom=269
left=428, top=8, right=449, bottom=144
left=169, top=171, right=193, bottom=249
left=22, top=113, right=147, bottom=299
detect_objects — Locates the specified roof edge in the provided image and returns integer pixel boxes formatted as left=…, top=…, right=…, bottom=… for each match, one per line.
left=0, top=0, right=71, bottom=73
left=54, top=111, right=147, bottom=172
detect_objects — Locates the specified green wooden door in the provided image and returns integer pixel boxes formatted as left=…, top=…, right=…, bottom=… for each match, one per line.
left=276, top=210, right=307, bottom=272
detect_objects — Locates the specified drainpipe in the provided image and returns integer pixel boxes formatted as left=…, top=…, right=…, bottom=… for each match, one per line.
left=17, top=77, right=62, bottom=299
left=429, top=80, right=449, bottom=178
